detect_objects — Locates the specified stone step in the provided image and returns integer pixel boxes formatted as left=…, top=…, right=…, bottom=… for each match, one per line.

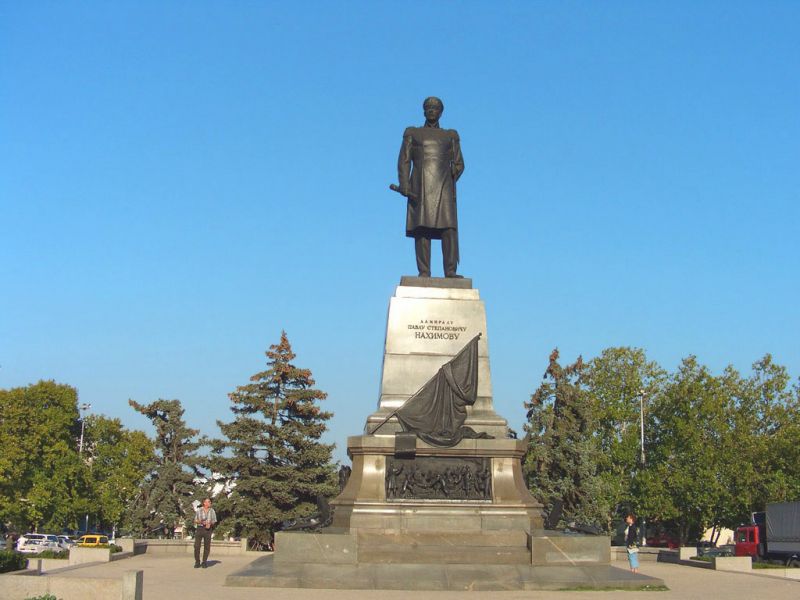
left=357, top=529, right=529, bottom=548
left=358, top=543, right=531, bottom=565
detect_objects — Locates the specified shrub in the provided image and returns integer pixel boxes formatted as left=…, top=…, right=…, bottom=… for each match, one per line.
left=31, top=549, right=68, bottom=559
left=0, top=549, right=28, bottom=573
left=24, top=595, right=60, bottom=600
left=111, top=544, right=123, bottom=553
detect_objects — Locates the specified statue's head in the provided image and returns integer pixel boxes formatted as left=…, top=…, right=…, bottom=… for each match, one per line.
left=423, top=96, right=444, bottom=123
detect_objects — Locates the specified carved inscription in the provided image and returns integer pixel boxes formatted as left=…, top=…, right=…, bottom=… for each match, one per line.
left=407, top=319, right=468, bottom=341
left=386, top=456, right=492, bottom=501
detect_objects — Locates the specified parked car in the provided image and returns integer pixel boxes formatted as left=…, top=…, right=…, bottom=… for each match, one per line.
left=76, top=534, right=109, bottom=547
left=16, top=533, right=59, bottom=552
left=17, top=534, right=60, bottom=554
left=646, top=531, right=680, bottom=549
left=701, top=545, right=734, bottom=558
left=18, top=540, right=44, bottom=554
left=57, top=535, right=75, bottom=550
left=17, top=533, right=61, bottom=554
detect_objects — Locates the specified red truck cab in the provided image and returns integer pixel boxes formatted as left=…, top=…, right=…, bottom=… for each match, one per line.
left=735, top=525, right=759, bottom=558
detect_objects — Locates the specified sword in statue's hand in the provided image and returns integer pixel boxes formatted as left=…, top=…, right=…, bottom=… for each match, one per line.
left=389, top=184, right=417, bottom=200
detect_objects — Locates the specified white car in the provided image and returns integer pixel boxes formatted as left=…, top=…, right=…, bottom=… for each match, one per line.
left=57, top=536, right=74, bottom=550
left=16, top=533, right=60, bottom=554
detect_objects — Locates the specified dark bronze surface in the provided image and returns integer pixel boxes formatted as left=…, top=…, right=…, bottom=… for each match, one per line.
left=393, top=97, right=464, bottom=278
left=386, top=456, right=492, bottom=501
left=393, top=334, right=492, bottom=446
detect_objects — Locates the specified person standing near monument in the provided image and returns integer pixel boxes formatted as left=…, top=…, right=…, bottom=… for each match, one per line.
left=394, top=96, right=465, bottom=278
left=624, top=513, right=640, bottom=573
left=193, top=497, right=217, bottom=568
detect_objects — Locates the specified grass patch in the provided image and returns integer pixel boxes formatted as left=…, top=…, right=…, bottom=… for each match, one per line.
left=28, top=549, right=68, bottom=559
left=558, top=585, right=669, bottom=592
left=753, top=562, right=796, bottom=569
left=689, top=556, right=712, bottom=562
left=75, top=543, right=122, bottom=552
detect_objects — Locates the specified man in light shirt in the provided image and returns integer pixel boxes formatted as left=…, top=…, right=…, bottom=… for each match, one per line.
left=194, top=497, right=217, bottom=568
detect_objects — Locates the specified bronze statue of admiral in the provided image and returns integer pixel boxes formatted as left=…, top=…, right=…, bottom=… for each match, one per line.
left=391, top=97, right=465, bottom=278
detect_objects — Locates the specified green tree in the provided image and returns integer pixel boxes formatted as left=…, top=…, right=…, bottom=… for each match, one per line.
left=635, top=356, right=736, bottom=543
left=635, top=354, right=800, bottom=544
left=584, top=347, right=666, bottom=529
left=523, top=349, right=607, bottom=528
left=128, top=399, right=201, bottom=537
left=718, top=355, right=800, bottom=534
left=81, top=415, right=155, bottom=534
left=0, top=381, right=87, bottom=532
left=208, top=331, right=337, bottom=548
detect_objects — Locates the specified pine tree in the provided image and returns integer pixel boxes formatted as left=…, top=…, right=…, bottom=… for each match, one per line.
left=208, top=331, right=337, bottom=548
left=523, top=349, right=606, bottom=528
left=128, top=399, right=201, bottom=537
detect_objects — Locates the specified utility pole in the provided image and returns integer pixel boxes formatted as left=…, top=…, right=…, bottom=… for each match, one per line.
left=639, top=389, right=646, bottom=466
left=78, top=403, right=92, bottom=454
left=639, top=388, right=646, bottom=545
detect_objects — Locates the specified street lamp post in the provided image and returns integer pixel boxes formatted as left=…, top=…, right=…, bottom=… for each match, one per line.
left=639, top=388, right=646, bottom=546
left=639, top=389, right=646, bottom=466
left=78, top=403, right=92, bottom=454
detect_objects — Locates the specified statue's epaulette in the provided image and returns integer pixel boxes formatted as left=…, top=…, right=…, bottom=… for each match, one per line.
left=447, top=128, right=460, bottom=139
left=403, top=126, right=415, bottom=136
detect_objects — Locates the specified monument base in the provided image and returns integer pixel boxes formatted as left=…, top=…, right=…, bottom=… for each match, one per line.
left=223, top=277, right=672, bottom=591
left=330, top=434, right=543, bottom=531
left=223, top=434, right=669, bottom=592
left=227, top=548, right=666, bottom=591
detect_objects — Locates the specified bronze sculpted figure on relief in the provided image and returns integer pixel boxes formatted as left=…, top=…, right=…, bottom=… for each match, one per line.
left=390, top=97, right=464, bottom=278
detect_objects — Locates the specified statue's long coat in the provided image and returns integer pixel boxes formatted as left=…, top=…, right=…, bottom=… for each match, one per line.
left=398, top=124, right=464, bottom=239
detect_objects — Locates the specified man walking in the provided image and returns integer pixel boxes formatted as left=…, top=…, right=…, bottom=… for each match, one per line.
left=193, top=497, right=217, bottom=568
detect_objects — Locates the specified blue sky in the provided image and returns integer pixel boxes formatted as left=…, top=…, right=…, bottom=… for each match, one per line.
left=2, top=2, right=798, bottom=463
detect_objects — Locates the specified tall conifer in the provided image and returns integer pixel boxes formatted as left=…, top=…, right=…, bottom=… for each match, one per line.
left=209, top=331, right=337, bottom=547
left=523, top=349, right=605, bottom=528
left=128, top=399, right=201, bottom=537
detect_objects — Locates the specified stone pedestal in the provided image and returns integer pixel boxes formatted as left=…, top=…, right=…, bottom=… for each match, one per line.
left=364, top=278, right=508, bottom=439
left=225, top=277, right=665, bottom=590
left=330, top=435, right=542, bottom=532
left=336, top=277, right=542, bottom=534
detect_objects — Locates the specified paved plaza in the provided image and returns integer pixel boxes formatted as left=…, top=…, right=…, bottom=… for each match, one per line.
left=46, top=553, right=798, bottom=600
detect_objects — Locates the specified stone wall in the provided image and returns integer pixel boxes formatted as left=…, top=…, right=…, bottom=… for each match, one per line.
left=138, top=538, right=248, bottom=555
left=0, top=569, right=142, bottom=600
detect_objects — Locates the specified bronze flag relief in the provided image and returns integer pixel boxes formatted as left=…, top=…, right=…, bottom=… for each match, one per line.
left=396, top=334, right=493, bottom=447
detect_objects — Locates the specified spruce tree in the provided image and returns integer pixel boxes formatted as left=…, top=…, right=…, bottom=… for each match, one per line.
left=208, top=331, right=337, bottom=548
left=523, top=349, right=606, bottom=528
left=128, top=399, right=201, bottom=537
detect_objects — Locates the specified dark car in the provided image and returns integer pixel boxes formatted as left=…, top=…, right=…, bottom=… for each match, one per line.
left=701, top=545, right=734, bottom=558
left=646, top=531, right=680, bottom=549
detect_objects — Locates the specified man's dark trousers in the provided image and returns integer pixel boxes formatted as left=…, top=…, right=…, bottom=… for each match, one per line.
left=415, top=228, right=458, bottom=277
left=194, top=527, right=212, bottom=565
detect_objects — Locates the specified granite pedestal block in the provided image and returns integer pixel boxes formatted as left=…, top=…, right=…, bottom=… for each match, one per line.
left=529, top=532, right=611, bottom=565
left=330, top=434, right=543, bottom=532
left=365, top=278, right=509, bottom=438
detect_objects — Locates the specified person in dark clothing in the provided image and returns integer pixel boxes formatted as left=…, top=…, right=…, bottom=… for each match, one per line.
left=624, top=513, right=640, bottom=573
left=193, top=497, right=217, bottom=568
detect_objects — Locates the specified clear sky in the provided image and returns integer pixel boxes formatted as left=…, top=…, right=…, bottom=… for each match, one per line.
left=2, top=2, right=798, bottom=463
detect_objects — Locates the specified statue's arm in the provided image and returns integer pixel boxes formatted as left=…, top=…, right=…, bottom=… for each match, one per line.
left=451, top=131, right=464, bottom=182
left=397, top=128, right=413, bottom=194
